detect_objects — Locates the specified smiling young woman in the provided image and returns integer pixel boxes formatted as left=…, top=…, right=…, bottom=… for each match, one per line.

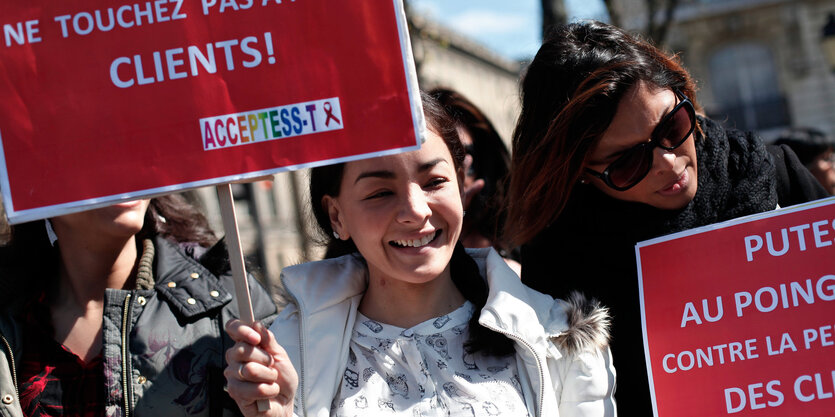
left=323, top=130, right=467, bottom=326
left=223, top=92, right=617, bottom=417
left=504, top=20, right=828, bottom=415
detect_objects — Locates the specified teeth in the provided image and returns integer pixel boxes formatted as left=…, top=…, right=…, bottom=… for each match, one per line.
left=393, top=231, right=437, bottom=248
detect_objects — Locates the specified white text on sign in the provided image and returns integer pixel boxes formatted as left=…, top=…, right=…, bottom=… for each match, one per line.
left=743, top=217, right=834, bottom=262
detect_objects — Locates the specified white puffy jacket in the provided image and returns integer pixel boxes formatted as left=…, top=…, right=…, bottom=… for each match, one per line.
left=271, top=247, right=617, bottom=417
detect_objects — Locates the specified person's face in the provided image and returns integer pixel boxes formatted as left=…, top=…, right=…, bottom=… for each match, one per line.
left=584, top=81, right=698, bottom=209
left=324, top=130, right=463, bottom=285
left=50, top=199, right=151, bottom=241
left=808, top=149, right=835, bottom=195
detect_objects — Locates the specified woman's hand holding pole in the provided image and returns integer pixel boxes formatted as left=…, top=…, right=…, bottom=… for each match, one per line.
left=225, top=319, right=298, bottom=417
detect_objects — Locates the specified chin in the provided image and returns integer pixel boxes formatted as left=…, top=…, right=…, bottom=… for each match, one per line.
left=403, top=256, right=454, bottom=285
left=117, top=220, right=147, bottom=235
left=108, top=220, right=146, bottom=238
left=101, top=203, right=150, bottom=236
left=51, top=200, right=150, bottom=240
left=658, top=185, right=697, bottom=210
left=413, top=265, right=449, bottom=281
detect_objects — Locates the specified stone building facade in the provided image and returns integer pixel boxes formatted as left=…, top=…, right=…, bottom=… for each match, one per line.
left=409, top=14, right=522, bottom=143
left=613, top=0, right=835, bottom=140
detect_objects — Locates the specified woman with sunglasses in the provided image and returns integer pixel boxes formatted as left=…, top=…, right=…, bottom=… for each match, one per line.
left=504, top=20, right=828, bottom=414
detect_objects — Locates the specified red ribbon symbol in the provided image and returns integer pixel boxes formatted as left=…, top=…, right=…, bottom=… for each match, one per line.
left=324, top=102, right=341, bottom=127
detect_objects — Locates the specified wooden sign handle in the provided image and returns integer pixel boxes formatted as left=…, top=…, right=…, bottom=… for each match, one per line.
left=217, top=184, right=270, bottom=413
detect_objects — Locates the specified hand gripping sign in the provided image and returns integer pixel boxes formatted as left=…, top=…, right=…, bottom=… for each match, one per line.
left=636, top=197, right=835, bottom=417
left=0, top=0, right=424, bottom=224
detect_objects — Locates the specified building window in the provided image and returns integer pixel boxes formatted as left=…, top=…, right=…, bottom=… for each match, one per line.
left=708, top=42, right=789, bottom=132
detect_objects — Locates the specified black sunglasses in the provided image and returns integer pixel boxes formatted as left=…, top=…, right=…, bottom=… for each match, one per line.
left=585, top=90, right=696, bottom=191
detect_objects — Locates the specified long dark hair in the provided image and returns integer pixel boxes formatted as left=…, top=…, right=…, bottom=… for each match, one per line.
left=309, top=91, right=514, bottom=355
left=429, top=87, right=513, bottom=253
left=0, top=193, right=216, bottom=307
left=144, top=194, right=217, bottom=247
left=505, top=20, right=700, bottom=246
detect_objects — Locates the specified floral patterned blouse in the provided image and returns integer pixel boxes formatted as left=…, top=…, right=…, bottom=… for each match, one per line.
left=331, top=302, right=530, bottom=416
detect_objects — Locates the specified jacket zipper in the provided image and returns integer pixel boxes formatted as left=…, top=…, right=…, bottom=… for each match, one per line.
left=297, top=309, right=307, bottom=417
left=283, top=282, right=307, bottom=417
left=0, top=334, right=17, bottom=398
left=482, top=324, right=546, bottom=417
left=121, top=293, right=134, bottom=417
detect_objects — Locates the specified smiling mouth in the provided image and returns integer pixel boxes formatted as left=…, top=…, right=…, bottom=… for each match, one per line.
left=390, top=230, right=440, bottom=248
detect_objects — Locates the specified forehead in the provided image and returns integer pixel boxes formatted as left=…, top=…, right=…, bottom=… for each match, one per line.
left=341, top=130, right=454, bottom=181
left=591, top=83, right=675, bottom=153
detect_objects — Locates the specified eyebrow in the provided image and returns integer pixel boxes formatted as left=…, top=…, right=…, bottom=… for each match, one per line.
left=603, top=139, right=646, bottom=160
left=600, top=100, right=678, bottom=161
left=353, top=158, right=447, bottom=184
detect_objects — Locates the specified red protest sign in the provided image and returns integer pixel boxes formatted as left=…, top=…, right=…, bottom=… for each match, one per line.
left=0, top=0, right=422, bottom=223
left=637, top=197, right=835, bottom=416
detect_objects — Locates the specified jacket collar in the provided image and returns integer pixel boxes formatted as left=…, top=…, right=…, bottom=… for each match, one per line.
left=475, top=248, right=570, bottom=342
left=153, top=237, right=233, bottom=319
left=281, top=253, right=368, bottom=315
left=280, top=247, right=570, bottom=346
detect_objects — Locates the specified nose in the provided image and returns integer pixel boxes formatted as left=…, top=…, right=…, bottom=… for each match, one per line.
left=396, top=185, right=431, bottom=224
left=651, top=146, right=677, bottom=175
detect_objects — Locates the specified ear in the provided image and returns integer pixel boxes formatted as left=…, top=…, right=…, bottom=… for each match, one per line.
left=322, top=195, right=349, bottom=240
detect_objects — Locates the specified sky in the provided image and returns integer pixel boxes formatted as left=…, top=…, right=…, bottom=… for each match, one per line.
left=407, top=0, right=608, bottom=62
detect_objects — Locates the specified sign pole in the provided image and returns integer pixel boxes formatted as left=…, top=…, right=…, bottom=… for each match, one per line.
left=216, top=183, right=270, bottom=412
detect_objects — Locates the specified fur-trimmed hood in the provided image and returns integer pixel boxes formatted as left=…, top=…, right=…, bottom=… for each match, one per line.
left=475, top=247, right=610, bottom=357
left=554, top=291, right=611, bottom=355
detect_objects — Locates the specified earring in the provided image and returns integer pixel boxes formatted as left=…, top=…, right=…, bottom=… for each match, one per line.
left=333, top=231, right=340, bottom=240
left=579, top=178, right=588, bottom=185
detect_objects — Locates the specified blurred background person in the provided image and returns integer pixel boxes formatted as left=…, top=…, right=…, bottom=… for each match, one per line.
left=773, top=127, right=835, bottom=195
left=429, top=87, right=521, bottom=275
left=0, top=194, right=276, bottom=416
